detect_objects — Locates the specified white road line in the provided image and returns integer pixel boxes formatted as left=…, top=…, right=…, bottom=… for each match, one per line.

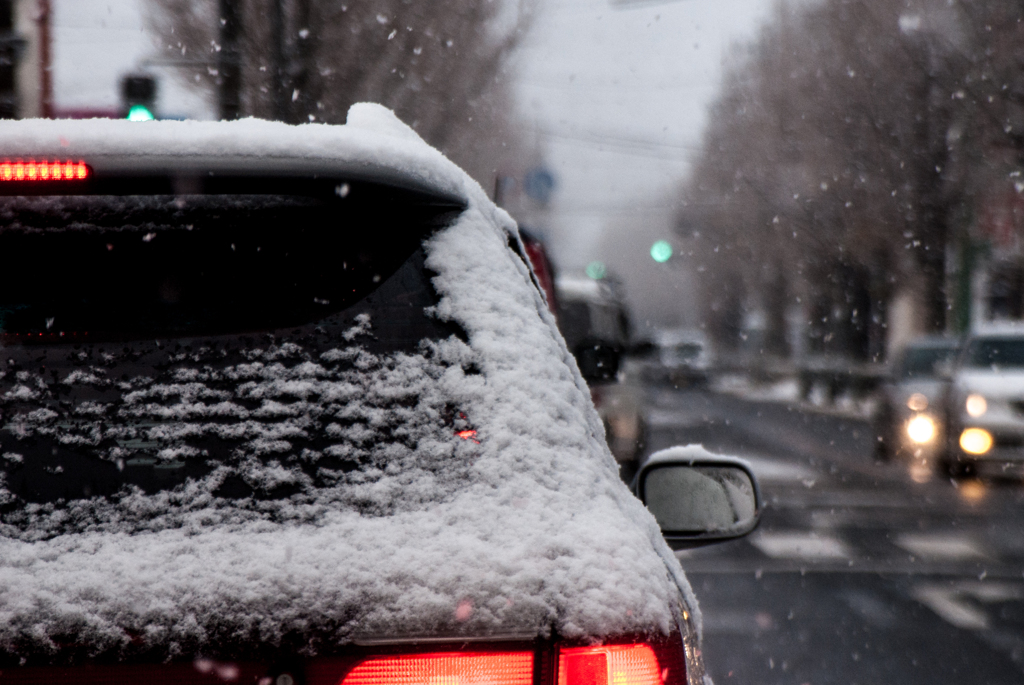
left=644, top=409, right=706, bottom=429
left=741, top=455, right=818, bottom=483
left=912, top=585, right=990, bottom=631
left=700, top=609, right=775, bottom=635
left=896, top=533, right=988, bottom=561
left=751, top=531, right=852, bottom=560
left=960, top=581, right=1024, bottom=603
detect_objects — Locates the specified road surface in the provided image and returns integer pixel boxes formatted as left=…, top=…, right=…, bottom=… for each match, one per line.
left=643, top=387, right=1024, bottom=685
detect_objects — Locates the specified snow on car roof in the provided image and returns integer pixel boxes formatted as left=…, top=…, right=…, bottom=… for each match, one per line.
left=0, top=104, right=468, bottom=205
left=0, top=105, right=697, bottom=661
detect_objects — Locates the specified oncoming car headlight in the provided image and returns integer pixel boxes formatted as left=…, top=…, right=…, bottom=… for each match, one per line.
left=965, top=394, right=988, bottom=417
left=906, top=415, right=936, bottom=444
left=960, top=428, right=993, bottom=455
left=906, top=393, right=928, bottom=412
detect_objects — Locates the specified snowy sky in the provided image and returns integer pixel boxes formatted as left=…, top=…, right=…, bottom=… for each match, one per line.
left=48, top=0, right=776, bottom=327
left=52, top=0, right=214, bottom=119
left=51, top=0, right=774, bottom=200
left=515, top=0, right=776, bottom=269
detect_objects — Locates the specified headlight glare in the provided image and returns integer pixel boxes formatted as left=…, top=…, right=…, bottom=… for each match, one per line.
left=906, top=415, right=936, bottom=444
left=907, top=393, right=928, bottom=412
left=960, top=428, right=993, bottom=455
left=965, top=394, right=988, bottom=417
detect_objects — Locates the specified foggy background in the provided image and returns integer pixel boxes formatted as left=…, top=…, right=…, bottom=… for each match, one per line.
left=45, top=0, right=777, bottom=338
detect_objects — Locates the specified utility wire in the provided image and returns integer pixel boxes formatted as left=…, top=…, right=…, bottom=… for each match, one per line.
left=536, top=126, right=698, bottom=160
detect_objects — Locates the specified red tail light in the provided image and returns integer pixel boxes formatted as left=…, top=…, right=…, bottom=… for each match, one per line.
left=558, top=643, right=685, bottom=685
left=0, top=159, right=90, bottom=181
left=337, top=652, right=534, bottom=685
left=0, top=640, right=687, bottom=685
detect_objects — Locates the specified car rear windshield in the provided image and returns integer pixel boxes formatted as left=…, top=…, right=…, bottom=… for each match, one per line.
left=0, top=185, right=454, bottom=341
left=0, top=181, right=474, bottom=539
left=964, top=338, right=1024, bottom=369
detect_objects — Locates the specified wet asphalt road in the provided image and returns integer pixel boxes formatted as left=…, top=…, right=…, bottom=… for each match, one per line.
left=641, top=386, right=1024, bottom=685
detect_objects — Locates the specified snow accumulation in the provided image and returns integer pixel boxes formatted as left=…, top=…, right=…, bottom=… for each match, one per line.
left=0, top=105, right=697, bottom=662
left=0, top=103, right=466, bottom=204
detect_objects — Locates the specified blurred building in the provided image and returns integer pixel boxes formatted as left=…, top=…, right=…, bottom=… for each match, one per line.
left=970, top=184, right=1024, bottom=328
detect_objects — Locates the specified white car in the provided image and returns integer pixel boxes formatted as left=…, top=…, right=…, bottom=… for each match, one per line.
left=944, top=325, right=1024, bottom=477
left=653, top=329, right=712, bottom=388
left=0, top=108, right=759, bottom=682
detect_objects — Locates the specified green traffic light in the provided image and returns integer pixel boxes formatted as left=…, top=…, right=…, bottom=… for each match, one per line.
left=650, top=240, right=673, bottom=263
left=585, top=261, right=607, bottom=280
left=127, top=104, right=155, bottom=121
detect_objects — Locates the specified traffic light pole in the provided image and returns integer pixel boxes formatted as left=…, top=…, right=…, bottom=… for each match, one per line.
left=218, top=0, right=241, bottom=120
left=288, top=0, right=313, bottom=124
left=38, top=0, right=53, bottom=118
left=270, top=0, right=287, bottom=121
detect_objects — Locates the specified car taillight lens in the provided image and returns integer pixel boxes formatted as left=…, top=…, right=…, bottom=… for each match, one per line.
left=0, top=159, right=90, bottom=181
left=337, top=652, right=534, bottom=685
left=558, top=643, right=685, bottom=685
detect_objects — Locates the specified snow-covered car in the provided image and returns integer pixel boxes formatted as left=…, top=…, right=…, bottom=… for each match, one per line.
left=943, top=325, right=1024, bottom=477
left=872, top=336, right=959, bottom=465
left=0, top=107, right=760, bottom=683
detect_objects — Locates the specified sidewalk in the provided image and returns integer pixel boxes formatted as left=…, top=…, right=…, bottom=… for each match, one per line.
left=712, top=373, right=878, bottom=420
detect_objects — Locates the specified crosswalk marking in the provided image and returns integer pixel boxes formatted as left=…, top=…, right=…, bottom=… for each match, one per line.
left=700, top=609, right=775, bottom=635
left=740, top=455, right=817, bottom=482
left=912, top=585, right=989, bottom=630
left=644, top=409, right=706, bottom=429
left=896, top=533, right=988, bottom=561
left=751, top=532, right=851, bottom=559
left=908, top=581, right=1024, bottom=632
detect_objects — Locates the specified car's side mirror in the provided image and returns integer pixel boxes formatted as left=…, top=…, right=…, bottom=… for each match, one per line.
left=575, top=341, right=621, bottom=383
left=635, top=446, right=762, bottom=549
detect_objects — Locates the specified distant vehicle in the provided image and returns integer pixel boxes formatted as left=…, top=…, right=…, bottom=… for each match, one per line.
left=872, top=336, right=960, bottom=465
left=0, top=110, right=760, bottom=681
left=519, top=227, right=558, bottom=316
left=555, top=275, right=644, bottom=469
left=943, top=325, right=1024, bottom=478
left=651, top=328, right=713, bottom=387
left=556, top=275, right=629, bottom=381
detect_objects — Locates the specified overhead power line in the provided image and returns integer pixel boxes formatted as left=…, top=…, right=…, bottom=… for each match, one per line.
left=535, top=126, right=699, bottom=160
left=609, top=0, right=700, bottom=9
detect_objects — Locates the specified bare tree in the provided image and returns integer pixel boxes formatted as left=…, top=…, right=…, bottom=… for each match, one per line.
left=145, top=0, right=536, bottom=187
left=677, top=0, right=1024, bottom=359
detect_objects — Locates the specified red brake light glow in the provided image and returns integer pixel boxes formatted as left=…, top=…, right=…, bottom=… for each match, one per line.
left=0, top=159, right=90, bottom=181
left=339, top=652, right=534, bottom=685
left=558, top=644, right=678, bottom=685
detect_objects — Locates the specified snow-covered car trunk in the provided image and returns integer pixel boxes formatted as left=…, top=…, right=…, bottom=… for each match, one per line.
left=0, top=108, right=698, bottom=671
